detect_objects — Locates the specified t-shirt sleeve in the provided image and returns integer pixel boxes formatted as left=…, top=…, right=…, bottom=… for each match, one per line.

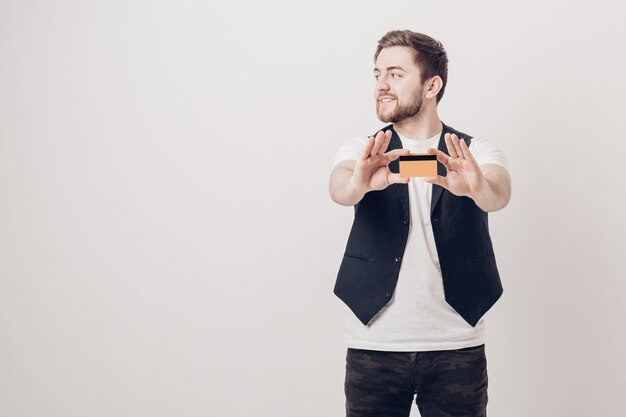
left=467, top=136, right=509, bottom=170
left=332, top=137, right=370, bottom=168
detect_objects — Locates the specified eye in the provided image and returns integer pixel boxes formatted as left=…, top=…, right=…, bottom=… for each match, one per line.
left=374, top=75, right=379, bottom=80
left=391, top=73, right=401, bottom=79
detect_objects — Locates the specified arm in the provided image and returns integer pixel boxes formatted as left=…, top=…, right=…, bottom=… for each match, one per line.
left=329, top=160, right=364, bottom=206
left=329, top=130, right=410, bottom=206
left=424, top=133, right=511, bottom=213
left=471, top=163, right=511, bottom=212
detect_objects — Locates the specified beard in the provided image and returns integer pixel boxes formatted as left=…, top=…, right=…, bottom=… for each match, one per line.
left=376, top=85, right=424, bottom=123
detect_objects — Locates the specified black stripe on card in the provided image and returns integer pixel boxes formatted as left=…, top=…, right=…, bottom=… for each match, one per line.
left=399, top=155, right=437, bottom=161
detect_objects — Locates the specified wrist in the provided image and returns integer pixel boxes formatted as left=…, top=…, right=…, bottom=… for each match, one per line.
left=470, top=177, right=490, bottom=201
left=347, top=175, right=368, bottom=199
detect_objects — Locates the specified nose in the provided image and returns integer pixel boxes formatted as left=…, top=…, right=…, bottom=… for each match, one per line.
left=375, top=76, right=390, bottom=93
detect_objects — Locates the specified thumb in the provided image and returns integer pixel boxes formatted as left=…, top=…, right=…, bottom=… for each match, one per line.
left=385, top=148, right=411, bottom=163
left=424, top=175, right=448, bottom=189
left=388, top=172, right=410, bottom=185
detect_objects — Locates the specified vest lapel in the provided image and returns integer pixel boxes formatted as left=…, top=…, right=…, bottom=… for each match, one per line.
left=386, top=126, right=410, bottom=219
left=430, top=126, right=449, bottom=215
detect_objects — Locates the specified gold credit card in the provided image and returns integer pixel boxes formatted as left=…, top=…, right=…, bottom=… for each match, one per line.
left=399, top=154, right=437, bottom=177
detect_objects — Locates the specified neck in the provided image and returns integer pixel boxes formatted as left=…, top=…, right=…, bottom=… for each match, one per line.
left=392, top=103, right=442, bottom=140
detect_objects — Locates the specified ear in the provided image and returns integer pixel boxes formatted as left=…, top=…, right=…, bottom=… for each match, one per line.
left=424, top=76, right=443, bottom=100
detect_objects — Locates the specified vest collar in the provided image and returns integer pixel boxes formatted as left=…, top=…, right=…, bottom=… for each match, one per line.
left=383, top=123, right=454, bottom=217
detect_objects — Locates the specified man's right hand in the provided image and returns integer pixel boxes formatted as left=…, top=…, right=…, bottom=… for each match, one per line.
left=352, top=130, right=411, bottom=192
left=329, top=130, right=410, bottom=206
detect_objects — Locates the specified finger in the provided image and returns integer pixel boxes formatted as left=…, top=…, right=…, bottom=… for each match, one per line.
left=445, top=134, right=459, bottom=158
left=426, top=147, right=442, bottom=157
left=379, top=130, right=393, bottom=155
left=370, top=131, right=385, bottom=156
left=384, top=148, right=411, bottom=162
left=458, top=137, right=474, bottom=161
left=361, top=137, right=375, bottom=160
left=388, top=172, right=411, bottom=185
left=423, top=175, right=449, bottom=189
left=427, top=147, right=451, bottom=169
left=450, top=134, right=465, bottom=160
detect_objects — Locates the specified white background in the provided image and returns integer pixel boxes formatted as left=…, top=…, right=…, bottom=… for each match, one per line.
left=1, top=1, right=625, bottom=416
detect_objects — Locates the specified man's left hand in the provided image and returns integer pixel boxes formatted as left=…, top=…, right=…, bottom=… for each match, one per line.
left=424, top=133, right=486, bottom=198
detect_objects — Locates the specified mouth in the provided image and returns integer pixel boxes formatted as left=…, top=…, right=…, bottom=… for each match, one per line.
left=378, top=97, right=397, bottom=104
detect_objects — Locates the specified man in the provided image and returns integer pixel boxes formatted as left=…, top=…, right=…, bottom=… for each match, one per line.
left=329, top=30, right=511, bottom=417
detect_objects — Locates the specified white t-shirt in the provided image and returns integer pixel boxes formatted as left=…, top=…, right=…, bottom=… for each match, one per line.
left=333, top=129, right=508, bottom=352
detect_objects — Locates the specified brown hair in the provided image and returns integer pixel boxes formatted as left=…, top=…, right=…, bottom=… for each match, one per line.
left=374, top=30, right=448, bottom=103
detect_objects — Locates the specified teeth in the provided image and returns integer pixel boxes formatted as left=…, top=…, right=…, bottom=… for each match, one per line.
left=380, top=98, right=395, bottom=103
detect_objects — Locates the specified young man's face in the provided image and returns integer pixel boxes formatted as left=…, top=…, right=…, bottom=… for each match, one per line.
left=374, top=46, right=426, bottom=123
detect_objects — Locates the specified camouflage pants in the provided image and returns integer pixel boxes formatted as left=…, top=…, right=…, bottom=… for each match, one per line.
left=345, top=344, right=488, bottom=417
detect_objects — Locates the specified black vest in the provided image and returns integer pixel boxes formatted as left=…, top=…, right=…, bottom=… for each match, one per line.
left=333, top=123, right=503, bottom=327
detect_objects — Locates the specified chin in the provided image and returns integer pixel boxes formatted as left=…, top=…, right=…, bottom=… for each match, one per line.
left=376, top=109, right=394, bottom=123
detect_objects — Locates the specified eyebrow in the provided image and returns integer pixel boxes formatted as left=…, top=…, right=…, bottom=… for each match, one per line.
left=373, top=66, right=406, bottom=73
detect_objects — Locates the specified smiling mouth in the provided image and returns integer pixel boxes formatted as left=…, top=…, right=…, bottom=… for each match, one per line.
left=378, top=97, right=396, bottom=103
